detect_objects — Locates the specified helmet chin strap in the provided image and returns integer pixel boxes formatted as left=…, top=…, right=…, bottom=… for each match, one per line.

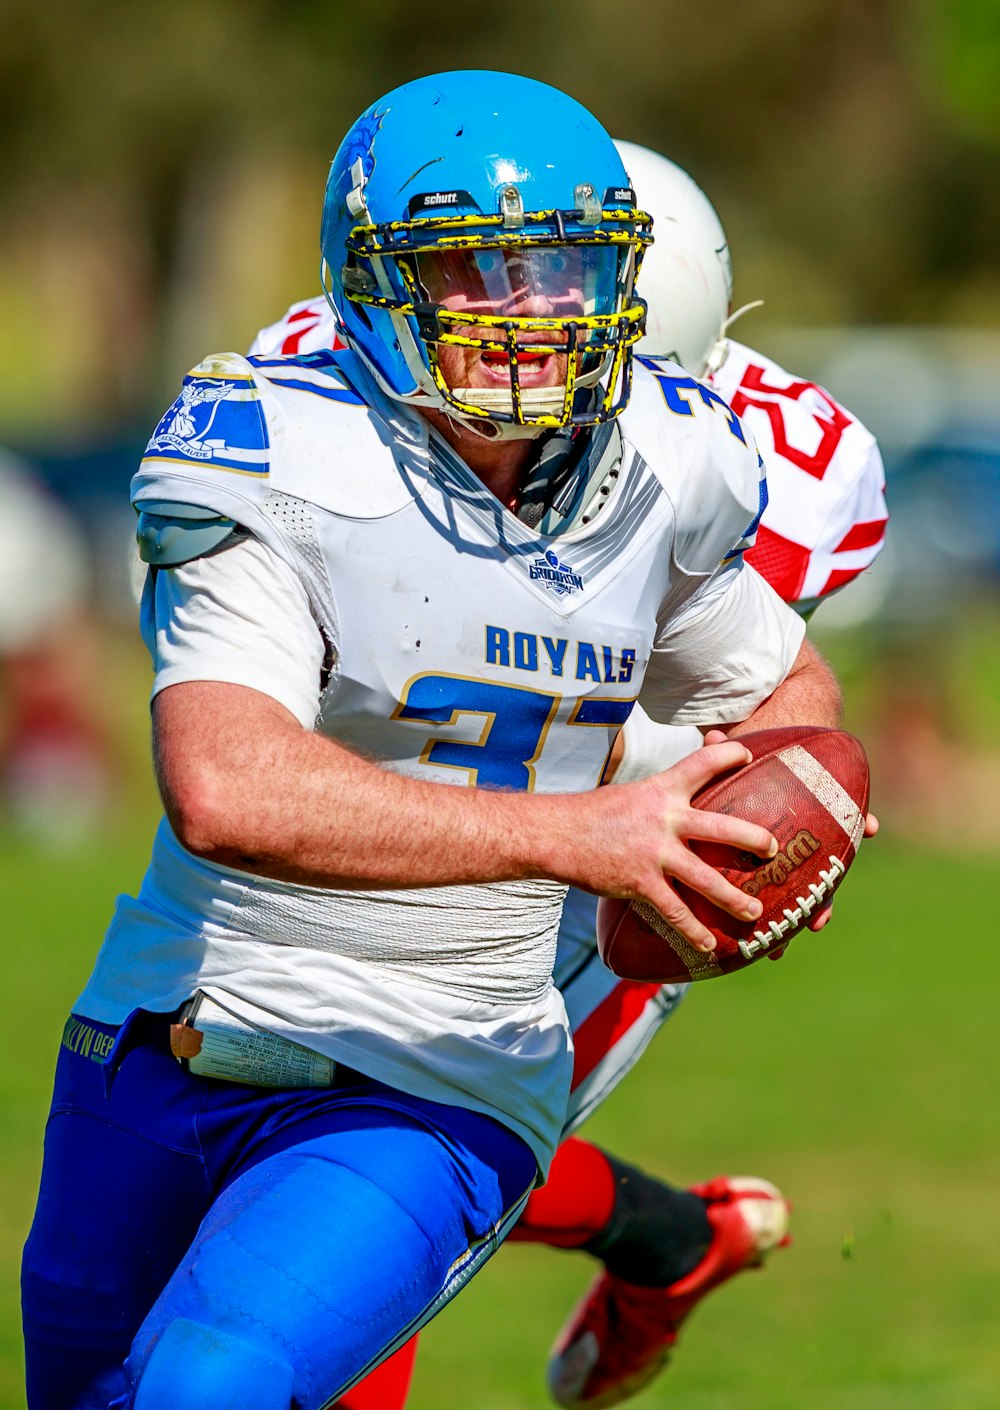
left=716, top=300, right=767, bottom=355
left=704, top=339, right=730, bottom=376
left=702, top=300, right=764, bottom=377
left=723, top=298, right=764, bottom=336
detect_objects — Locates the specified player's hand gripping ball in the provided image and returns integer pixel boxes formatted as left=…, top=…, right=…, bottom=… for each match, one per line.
left=597, top=726, right=870, bottom=982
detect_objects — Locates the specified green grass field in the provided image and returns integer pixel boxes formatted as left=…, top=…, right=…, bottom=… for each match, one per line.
left=402, top=837, right=1000, bottom=1410
left=3, top=828, right=997, bottom=1409
left=3, top=610, right=999, bottom=1410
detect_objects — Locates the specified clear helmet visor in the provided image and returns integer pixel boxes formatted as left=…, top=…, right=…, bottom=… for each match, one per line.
left=377, top=239, right=646, bottom=432
left=414, top=244, right=630, bottom=332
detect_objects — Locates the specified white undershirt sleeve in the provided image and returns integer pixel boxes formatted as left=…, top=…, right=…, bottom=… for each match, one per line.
left=639, top=558, right=805, bottom=726
left=140, top=537, right=326, bottom=729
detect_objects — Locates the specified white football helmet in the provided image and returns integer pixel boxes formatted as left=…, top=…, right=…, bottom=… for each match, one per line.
left=614, top=139, right=744, bottom=377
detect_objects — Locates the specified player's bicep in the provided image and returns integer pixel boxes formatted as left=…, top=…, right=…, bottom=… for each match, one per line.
left=152, top=680, right=310, bottom=848
left=153, top=679, right=304, bottom=773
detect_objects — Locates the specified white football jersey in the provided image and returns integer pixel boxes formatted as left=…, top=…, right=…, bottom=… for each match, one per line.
left=77, top=343, right=802, bottom=1172
left=245, top=299, right=889, bottom=1137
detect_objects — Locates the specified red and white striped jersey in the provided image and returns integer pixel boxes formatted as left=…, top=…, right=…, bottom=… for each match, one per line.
left=711, top=340, right=887, bottom=612
left=249, top=304, right=887, bottom=615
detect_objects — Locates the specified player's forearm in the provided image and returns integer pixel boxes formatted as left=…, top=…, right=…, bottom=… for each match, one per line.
left=154, top=682, right=584, bottom=889
left=154, top=682, right=781, bottom=941
left=712, top=637, right=843, bottom=737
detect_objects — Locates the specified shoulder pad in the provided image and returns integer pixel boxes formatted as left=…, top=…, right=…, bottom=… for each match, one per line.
left=141, top=352, right=270, bottom=479
left=624, top=359, right=766, bottom=575
left=136, top=501, right=240, bottom=566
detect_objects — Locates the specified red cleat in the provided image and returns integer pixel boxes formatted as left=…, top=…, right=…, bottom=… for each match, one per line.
left=547, top=1176, right=791, bottom=1407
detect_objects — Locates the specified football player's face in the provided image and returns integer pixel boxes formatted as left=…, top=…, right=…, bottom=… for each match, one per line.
left=415, top=246, right=605, bottom=392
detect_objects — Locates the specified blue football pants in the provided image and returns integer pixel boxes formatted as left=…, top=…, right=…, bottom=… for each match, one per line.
left=21, top=1012, right=536, bottom=1409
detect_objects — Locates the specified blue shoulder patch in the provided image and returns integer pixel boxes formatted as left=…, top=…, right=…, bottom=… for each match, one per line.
left=143, top=355, right=269, bottom=478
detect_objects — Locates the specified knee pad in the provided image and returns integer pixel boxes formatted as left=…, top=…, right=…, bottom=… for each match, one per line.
left=131, top=1318, right=294, bottom=1410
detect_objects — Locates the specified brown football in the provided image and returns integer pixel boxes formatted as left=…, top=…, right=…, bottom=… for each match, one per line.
left=596, top=725, right=870, bottom=983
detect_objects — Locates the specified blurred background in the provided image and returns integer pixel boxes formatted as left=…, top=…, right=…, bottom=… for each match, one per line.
left=1, top=2, right=998, bottom=1407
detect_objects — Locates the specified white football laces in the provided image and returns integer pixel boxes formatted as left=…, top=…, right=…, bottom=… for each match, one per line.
left=737, top=854, right=847, bottom=960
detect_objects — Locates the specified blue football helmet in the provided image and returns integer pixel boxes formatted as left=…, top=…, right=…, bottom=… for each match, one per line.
left=320, top=71, right=652, bottom=433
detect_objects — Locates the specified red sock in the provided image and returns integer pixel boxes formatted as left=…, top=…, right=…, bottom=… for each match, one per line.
left=507, top=1137, right=617, bottom=1248
left=335, top=1337, right=418, bottom=1410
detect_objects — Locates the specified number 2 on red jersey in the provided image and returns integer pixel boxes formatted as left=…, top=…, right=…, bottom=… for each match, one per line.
left=729, top=363, right=851, bottom=481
